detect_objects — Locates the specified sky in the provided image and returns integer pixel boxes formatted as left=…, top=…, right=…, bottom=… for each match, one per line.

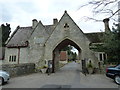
left=0, top=0, right=119, bottom=54
left=1, top=0, right=117, bottom=34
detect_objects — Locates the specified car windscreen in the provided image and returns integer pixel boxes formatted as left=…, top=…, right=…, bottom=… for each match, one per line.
left=115, top=64, right=120, bottom=69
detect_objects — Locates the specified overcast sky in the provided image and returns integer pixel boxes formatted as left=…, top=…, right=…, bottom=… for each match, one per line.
left=0, top=0, right=118, bottom=33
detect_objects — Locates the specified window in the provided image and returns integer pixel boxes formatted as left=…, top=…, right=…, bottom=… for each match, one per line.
left=99, top=54, right=102, bottom=61
left=9, top=55, right=16, bottom=62
left=14, top=56, right=16, bottom=62
left=12, top=56, right=14, bottom=62
left=9, top=56, right=11, bottom=62
left=103, top=54, right=106, bottom=60
left=99, top=53, right=107, bottom=61
left=64, top=23, right=69, bottom=28
left=116, top=64, right=120, bottom=69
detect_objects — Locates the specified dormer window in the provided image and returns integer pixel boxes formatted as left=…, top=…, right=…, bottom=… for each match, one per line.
left=64, top=23, right=69, bottom=28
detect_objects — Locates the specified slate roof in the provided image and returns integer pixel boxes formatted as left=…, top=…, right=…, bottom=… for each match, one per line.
left=6, top=26, right=33, bottom=47
left=6, top=24, right=56, bottom=47
left=44, top=25, right=55, bottom=35
left=85, top=32, right=104, bottom=43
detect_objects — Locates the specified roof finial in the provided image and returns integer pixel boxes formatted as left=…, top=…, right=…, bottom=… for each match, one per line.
left=64, top=10, right=67, bottom=13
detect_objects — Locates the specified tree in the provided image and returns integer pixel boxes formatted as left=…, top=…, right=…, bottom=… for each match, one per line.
left=61, top=45, right=77, bottom=61
left=0, top=23, right=11, bottom=47
left=80, top=0, right=120, bottom=64
left=79, top=0, right=120, bottom=22
left=61, top=45, right=73, bottom=55
left=72, top=52, right=77, bottom=60
left=100, top=23, right=120, bottom=64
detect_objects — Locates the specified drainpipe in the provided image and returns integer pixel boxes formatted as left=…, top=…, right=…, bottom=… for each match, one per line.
left=18, top=47, right=20, bottom=64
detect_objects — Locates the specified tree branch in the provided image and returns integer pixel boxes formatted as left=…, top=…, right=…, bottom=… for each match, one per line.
left=82, top=16, right=103, bottom=22
left=78, top=0, right=119, bottom=21
left=109, top=9, right=120, bottom=18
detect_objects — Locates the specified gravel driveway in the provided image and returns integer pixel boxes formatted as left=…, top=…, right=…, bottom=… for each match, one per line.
left=2, top=62, right=119, bottom=88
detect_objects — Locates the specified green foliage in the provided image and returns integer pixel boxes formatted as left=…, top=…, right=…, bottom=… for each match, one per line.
left=61, top=45, right=77, bottom=60
left=42, top=65, right=48, bottom=68
left=0, top=23, right=11, bottom=47
left=72, top=52, right=77, bottom=60
left=62, top=45, right=73, bottom=55
left=103, top=24, right=120, bottom=63
left=87, top=60, right=93, bottom=68
left=87, top=63, right=93, bottom=68
left=37, top=65, right=48, bottom=70
left=89, top=43, right=104, bottom=52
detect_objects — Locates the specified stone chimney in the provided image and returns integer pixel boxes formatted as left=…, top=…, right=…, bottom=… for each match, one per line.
left=32, top=19, right=38, bottom=28
left=103, top=18, right=110, bottom=33
left=53, top=18, right=58, bottom=25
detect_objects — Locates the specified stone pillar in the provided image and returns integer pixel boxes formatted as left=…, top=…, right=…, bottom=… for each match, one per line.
left=32, top=19, right=38, bottom=28
left=103, top=18, right=110, bottom=33
left=53, top=48, right=60, bottom=72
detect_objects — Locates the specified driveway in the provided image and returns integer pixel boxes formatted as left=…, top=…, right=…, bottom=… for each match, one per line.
left=2, top=62, right=119, bottom=88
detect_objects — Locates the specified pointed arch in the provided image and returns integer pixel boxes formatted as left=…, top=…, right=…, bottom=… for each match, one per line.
left=53, top=38, right=81, bottom=52
left=52, top=38, right=82, bottom=72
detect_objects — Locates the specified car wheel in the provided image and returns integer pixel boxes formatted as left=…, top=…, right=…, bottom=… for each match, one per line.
left=0, top=77, right=4, bottom=85
left=114, top=75, right=120, bottom=85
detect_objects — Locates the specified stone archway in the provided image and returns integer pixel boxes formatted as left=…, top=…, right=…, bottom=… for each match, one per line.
left=44, top=11, right=98, bottom=73
left=52, top=39, right=81, bottom=73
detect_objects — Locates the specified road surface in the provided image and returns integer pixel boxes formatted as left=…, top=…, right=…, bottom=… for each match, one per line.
left=2, top=62, right=119, bottom=88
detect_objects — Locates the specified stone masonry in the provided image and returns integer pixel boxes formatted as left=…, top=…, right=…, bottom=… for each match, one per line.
left=3, top=11, right=105, bottom=72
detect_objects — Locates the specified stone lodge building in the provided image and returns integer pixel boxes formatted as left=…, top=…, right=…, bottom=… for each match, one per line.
left=3, top=11, right=107, bottom=72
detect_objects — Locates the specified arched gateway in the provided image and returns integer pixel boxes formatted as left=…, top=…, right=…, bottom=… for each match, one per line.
left=52, top=39, right=81, bottom=72
left=5, top=11, right=102, bottom=72
left=44, top=11, right=98, bottom=72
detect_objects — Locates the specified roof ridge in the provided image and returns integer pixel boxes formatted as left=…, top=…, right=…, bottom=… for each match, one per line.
left=19, top=26, right=32, bottom=29
left=85, top=32, right=104, bottom=34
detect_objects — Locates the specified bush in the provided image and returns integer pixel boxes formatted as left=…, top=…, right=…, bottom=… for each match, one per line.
left=87, top=60, right=93, bottom=68
left=42, top=65, right=48, bottom=69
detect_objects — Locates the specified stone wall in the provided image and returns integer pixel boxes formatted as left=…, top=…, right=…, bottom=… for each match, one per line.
left=1, top=63, right=35, bottom=77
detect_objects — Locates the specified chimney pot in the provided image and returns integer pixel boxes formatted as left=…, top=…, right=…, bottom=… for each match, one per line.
left=103, top=18, right=109, bottom=22
left=103, top=18, right=110, bottom=32
left=32, top=19, right=38, bottom=28
left=53, top=18, right=58, bottom=25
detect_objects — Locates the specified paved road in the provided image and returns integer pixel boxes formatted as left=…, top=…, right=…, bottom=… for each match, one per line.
left=2, top=62, right=119, bottom=88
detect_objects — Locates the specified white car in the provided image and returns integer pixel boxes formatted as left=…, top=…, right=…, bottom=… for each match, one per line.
left=0, top=70, right=10, bottom=85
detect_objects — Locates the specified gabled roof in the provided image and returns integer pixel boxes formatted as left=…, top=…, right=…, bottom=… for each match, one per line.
left=6, top=11, right=104, bottom=48
left=58, top=10, right=84, bottom=34
left=85, top=32, right=104, bottom=43
left=6, top=24, right=56, bottom=48
left=6, top=26, right=33, bottom=47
